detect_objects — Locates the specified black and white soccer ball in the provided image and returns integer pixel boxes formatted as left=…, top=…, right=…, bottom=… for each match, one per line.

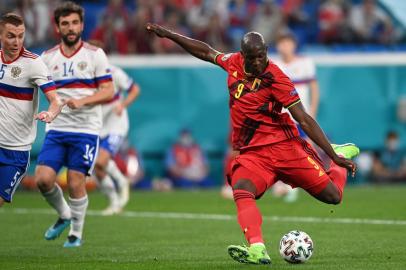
left=279, top=230, right=314, bottom=263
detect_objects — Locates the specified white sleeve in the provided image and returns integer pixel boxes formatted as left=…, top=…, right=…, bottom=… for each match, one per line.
left=113, top=67, right=134, bottom=93
left=30, top=57, right=56, bottom=93
left=93, top=48, right=112, bottom=86
left=306, top=58, right=316, bottom=80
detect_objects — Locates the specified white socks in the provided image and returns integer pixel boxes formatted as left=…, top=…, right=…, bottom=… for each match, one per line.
left=42, top=184, right=71, bottom=220
left=99, top=175, right=120, bottom=209
left=107, top=160, right=128, bottom=190
left=68, top=196, right=88, bottom=239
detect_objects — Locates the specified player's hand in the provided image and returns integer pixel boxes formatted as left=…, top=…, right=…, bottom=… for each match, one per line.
left=35, top=111, right=55, bottom=123
left=66, top=98, right=85, bottom=109
left=113, top=102, right=125, bottom=116
left=146, top=23, right=170, bottom=38
left=333, top=156, right=357, bottom=177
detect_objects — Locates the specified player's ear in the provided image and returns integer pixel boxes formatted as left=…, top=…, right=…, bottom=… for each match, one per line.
left=54, top=23, right=60, bottom=34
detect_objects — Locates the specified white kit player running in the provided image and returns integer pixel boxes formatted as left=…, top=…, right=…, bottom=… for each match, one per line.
left=95, top=64, right=140, bottom=216
left=273, top=33, right=320, bottom=202
left=35, top=2, right=114, bottom=248
left=0, top=13, right=62, bottom=207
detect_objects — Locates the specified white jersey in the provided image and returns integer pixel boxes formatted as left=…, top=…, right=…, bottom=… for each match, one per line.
left=41, top=42, right=112, bottom=135
left=273, top=56, right=316, bottom=112
left=0, top=48, right=56, bottom=151
left=100, top=65, right=134, bottom=138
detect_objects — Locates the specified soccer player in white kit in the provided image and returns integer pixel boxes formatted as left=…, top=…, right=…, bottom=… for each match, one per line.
left=35, top=2, right=114, bottom=248
left=95, top=64, right=140, bottom=215
left=273, top=33, right=320, bottom=202
left=0, top=13, right=63, bottom=207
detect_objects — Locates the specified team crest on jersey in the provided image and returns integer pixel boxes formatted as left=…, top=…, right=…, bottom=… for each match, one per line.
left=77, top=61, right=88, bottom=71
left=222, top=53, right=232, bottom=61
left=11, top=66, right=22, bottom=78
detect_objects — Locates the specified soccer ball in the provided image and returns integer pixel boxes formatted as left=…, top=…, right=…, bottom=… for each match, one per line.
left=279, top=230, right=313, bottom=263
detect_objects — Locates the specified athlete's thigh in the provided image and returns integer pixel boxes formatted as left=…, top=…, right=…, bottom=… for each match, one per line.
left=231, top=147, right=277, bottom=198
left=274, top=139, right=330, bottom=195
left=0, top=148, right=29, bottom=203
left=100, top=134, right=124, bottom=157
left=66, top=133, right=99, bottom=176
left=37, top=131, right=66, bottom=174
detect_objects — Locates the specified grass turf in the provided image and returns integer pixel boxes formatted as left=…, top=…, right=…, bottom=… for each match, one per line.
left=1, top=186, right=406, bottom=270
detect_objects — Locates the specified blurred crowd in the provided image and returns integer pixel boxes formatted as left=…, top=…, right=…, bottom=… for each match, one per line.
left=1, top=0, right=405, bottom=54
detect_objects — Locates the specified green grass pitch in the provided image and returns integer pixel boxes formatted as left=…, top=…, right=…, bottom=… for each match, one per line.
left=1, top=186, right=406, bottom=270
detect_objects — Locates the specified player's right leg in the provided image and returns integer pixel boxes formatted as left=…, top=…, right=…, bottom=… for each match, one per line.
left=227, top=149, right=275, bottom=265
left=312, top=144, right=360, bottom=204
left=36, top=131, right=71, bottom=240
left=94, top=146, right=121, bottom=215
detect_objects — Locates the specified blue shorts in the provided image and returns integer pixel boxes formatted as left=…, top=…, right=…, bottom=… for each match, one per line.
left=100, top=134, right=124, bottom=156
left=0, top=147, right=30, bottom=202
left=37, top=130, right=99, bottom=176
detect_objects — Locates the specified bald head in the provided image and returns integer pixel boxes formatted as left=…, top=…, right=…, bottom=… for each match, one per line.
left=241, top=32, right=266, bottom=54
left=240, top=32, right=268, bottom=76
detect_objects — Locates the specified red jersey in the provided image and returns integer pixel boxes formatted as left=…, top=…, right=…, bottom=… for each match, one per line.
left=215, top=52, right=300, bottom=150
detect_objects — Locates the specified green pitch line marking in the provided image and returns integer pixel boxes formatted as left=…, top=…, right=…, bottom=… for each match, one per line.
left=1, top=208, right=406, bottom=226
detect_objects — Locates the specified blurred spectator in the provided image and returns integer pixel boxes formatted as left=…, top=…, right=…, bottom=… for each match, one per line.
left=165, top=129, right=214, bottom=189
left=280, top=0, right=308, bottom=27
left=349, top=0, right=395, bottom=44
left=371, top=131, right=406, bottom=183
left=228, top=0, right=257, bottom=50
left=13, top=0, right=56, bottom=49
left=90, top=13, right=129, bottom=54
left=127, top=6, right=154, bottom=54
left=318, top=0, right=351, bottom=44
left=152, top=10, right=188, bottom=53
left=250, top=0, right=286, bottom=45
left=195, top=12, right=230, bottom=52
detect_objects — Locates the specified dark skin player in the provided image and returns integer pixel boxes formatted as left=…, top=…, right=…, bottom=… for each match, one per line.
left=146, top=23, right=356, bottom=204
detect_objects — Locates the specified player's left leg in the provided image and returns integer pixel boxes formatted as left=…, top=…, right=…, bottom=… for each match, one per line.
left=65, top=169, right=88, bottom=248
left=95, top=147, right=121, bottom=215
left=277, top=139, right=359, bottom=205
left=0, top=148, right=30, bottom=207
left=62, top=133, right=98, bottom=248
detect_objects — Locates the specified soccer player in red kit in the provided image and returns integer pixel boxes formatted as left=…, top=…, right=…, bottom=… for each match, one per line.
left=146, top=23, right=360, bottom=265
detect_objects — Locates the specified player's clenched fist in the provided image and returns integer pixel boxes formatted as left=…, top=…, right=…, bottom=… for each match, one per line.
left=145, top=23, right=170, bottom=38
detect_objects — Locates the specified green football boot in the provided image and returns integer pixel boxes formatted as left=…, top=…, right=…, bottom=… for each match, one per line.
left=227, top=243, right=271, bottom=265
left=332, top=143, right=360, bottom=159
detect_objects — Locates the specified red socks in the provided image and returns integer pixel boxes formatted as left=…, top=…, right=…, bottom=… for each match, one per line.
left=233, top=189, right=264, bottom=244
left=327, top=161, right=348, bottom=200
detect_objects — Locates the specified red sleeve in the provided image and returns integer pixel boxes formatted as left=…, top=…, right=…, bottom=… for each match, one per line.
left=215, top=53, right=236, bottom=72
left=271, top=65, right=301, bottom=108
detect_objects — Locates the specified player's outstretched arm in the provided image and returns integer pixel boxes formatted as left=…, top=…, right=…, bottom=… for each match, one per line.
left=146, top=23, right=220, bottom=64
left=289, top=103, right=357, bottom=176
left=114, top=84, right=140, bottom=115
left=35, top=91, right=65, bottom=123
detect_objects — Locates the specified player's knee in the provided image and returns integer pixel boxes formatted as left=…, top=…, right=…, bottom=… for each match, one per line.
left=232, top=179, right=256, bottom=194
left=35, top=171, right=55, bottom=192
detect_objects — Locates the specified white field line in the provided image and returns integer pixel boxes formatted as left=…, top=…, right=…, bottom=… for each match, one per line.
left=1, top=208, right=406, bottom=226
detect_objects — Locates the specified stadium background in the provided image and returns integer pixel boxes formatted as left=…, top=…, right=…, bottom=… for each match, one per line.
left=1, top=0, right=406, bottom=184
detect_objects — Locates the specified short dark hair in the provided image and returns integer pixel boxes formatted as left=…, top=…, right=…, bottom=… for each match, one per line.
left=54, top=1, right=84, bottom=24
left=276, top=32, right=297, bottom=44
left=0, top=13, right=24, bottom=28
left=386, top=131, right=399, bottom=140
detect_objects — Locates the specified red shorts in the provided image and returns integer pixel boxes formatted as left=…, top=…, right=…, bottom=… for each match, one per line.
left=229, top=137, right=330, bottom=198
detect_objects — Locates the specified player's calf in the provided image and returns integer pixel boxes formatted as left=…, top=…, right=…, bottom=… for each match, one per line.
left=313, top=181, right=342, bottom=205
